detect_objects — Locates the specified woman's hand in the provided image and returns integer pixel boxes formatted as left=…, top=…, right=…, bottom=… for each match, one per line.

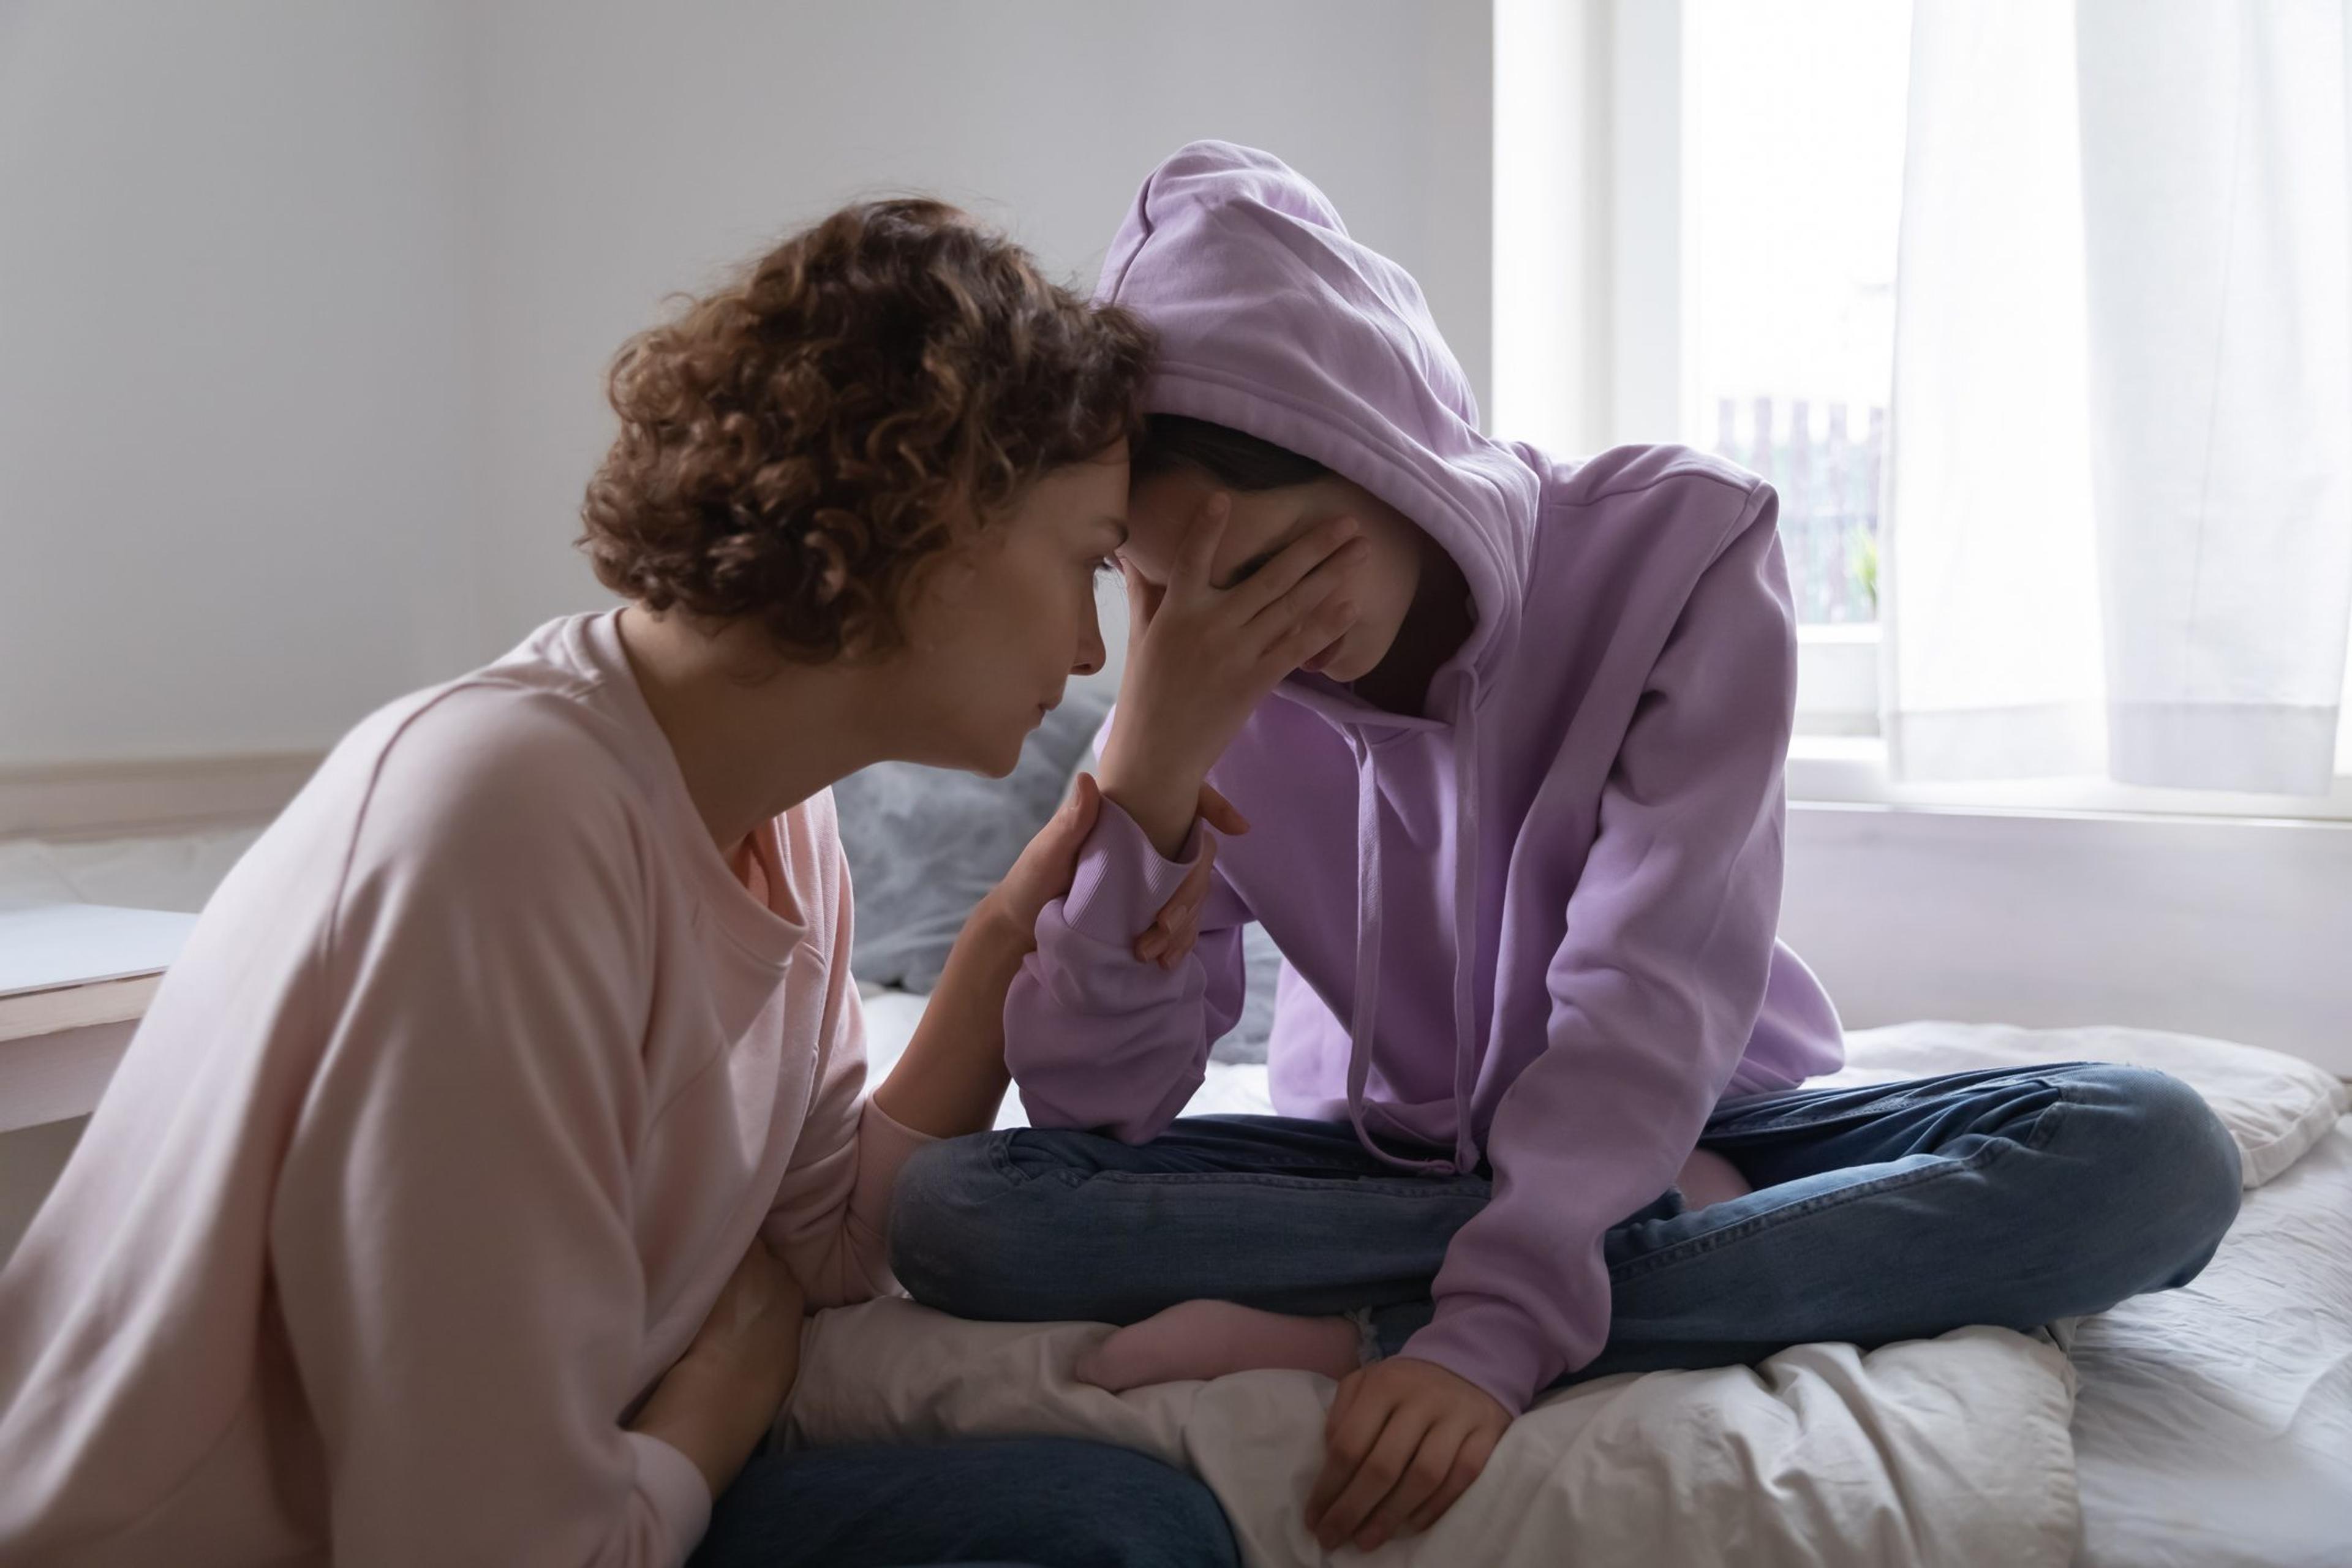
left=986, top=771, right=1251, bottom=966
left=1305, top=1355, right=1511, bottom=1553
left=628, top=1238, right=807, bottom=1498
left=987, top=771, right=1107, bottom=943
left=1099, top=492, right=1366, bottom=858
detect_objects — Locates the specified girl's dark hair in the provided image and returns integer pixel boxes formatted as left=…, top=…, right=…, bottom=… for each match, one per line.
left=1131, top=413, right=1328, bottom=491
left=579, top=198, right=1155, bottom=661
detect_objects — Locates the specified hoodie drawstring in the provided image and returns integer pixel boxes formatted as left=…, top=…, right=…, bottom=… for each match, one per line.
left=1339, top=673, right=1487, bottom=1178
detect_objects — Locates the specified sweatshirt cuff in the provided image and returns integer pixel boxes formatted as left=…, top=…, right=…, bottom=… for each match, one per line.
left=1396, top=1296, right=1564, bottom=1417
left=624, top=1429, right=712, bottom=1566
left=848, top=1095, right=939, bottom=1288
left=1060, top=797, right=1210, bottom=949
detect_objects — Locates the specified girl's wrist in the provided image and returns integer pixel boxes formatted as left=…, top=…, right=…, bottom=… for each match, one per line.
left=1096, top=766, right=1203, bottom=861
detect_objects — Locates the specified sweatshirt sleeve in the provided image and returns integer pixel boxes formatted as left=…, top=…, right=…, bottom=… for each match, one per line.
left=268, top=718, right=710, bottom=1568
left=761, top=839, right=936, bottom=1308
left=1399, top=487, right=1798, bottom=1413
left=1001, top=797, right=1253, bottom=1142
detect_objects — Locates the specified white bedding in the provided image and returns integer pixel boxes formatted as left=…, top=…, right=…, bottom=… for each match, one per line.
left=2068, top=1118, right=2352, bottom=1567
left=843, top=997, right=2350, bottom=1567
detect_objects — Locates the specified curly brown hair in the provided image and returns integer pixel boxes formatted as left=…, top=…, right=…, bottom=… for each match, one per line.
left=580, top=199, right=1154, bottom=660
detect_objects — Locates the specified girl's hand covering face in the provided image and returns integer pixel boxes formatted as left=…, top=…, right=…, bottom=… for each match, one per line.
left=1101, top=491, right=1369, bottom=812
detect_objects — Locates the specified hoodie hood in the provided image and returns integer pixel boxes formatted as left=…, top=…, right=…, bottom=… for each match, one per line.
left=1096, top=140, right=1540, bottom=685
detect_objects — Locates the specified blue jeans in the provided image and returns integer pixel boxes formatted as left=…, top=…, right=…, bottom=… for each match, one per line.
left=690, top=1436, right=1239, bottom=1568
left=888, top=1063, right=2242, bottom=1383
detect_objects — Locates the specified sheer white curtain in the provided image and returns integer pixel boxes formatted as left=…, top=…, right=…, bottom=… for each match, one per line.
left=1883, top=0, right=2352, bottom=793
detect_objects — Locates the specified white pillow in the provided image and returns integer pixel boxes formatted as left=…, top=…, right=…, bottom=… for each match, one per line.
left=1828, top=1022, right=2350, bottom=1188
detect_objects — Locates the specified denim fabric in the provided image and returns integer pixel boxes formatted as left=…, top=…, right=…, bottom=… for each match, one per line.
left=890, top=1063, right=2242, bottom=1387
left=690, top=1436, right=1240, bottom=1568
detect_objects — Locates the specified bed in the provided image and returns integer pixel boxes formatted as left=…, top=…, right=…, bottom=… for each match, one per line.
left=834, top=992, right=2352, bottom=1567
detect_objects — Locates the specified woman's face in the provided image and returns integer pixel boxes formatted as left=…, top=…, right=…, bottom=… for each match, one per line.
left=1119, top=466, right=1424, bottom=684
left=889, top=446, right=1127, bottom=775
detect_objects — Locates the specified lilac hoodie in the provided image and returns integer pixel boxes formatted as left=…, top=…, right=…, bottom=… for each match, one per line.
left=1004, top=141, right=1845, bottom=1413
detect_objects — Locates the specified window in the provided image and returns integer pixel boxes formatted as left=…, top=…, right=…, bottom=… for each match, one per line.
left=1491, top=0, right=2352, bottom=815
left=1684, top=0, right=1909, bottom=630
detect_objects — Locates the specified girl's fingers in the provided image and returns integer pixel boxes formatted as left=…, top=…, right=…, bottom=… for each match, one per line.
left=1357, top=1421, right=1468, bottom=1550
left=1266, top=586, right=1359, bottom=673
left=1322, top=1365, right=1365, bottom=1445
left=1170, top=491, right=1232, bottom=595
left=1119, top=557, right=1156, bottom=633
left=1315, top=1406, right=1432, bottom=1550
left=1403, top=1423, right=1498, bottom=1536
left=1306, top=1385, right=1387, bottom=1527
left=1227, top=514, right=1363, bottom=620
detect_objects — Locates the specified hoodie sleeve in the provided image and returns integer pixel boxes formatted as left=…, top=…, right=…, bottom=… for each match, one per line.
left=1398, top=488, right=1797, bottom=1413
left=1002, top=797, right=1253, bottom=1141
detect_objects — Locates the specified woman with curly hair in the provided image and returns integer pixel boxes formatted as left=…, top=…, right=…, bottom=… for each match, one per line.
left=0, top=198, right=1359, bottom=1568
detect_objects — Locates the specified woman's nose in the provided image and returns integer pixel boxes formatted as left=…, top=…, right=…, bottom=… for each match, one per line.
left=1071, top=596, right=1107, bottom=677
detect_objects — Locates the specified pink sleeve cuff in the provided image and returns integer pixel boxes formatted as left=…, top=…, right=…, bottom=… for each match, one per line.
left=624, top=1430, right=712, bottom=1566
left=849, top=1095, right=936, bottom=1235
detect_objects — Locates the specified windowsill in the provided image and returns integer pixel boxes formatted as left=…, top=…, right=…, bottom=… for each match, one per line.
left=1787, top=734, right=2352, bottom=825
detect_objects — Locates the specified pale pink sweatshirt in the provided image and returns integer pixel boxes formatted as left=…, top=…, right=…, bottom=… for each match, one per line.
left=0, top=611, right=930, bottom=1568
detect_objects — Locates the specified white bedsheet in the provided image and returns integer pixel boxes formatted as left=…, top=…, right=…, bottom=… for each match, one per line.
left=2068, top=1118, right=2352, bottom=1567
left=846, top=998, right=2352, bottom=1566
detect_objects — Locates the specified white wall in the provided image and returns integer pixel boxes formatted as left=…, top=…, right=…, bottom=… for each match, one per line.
left=0, top=2, right=478, bottom=767
left=0, top=0, right=1493, bottom=765
left=1782, top=804, right=2352, bottom=1076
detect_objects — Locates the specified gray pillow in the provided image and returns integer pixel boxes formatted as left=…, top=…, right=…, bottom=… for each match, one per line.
left=1214, top=921, right=1287, bottom=1065
left=834, top=687, right=1114, bottom=990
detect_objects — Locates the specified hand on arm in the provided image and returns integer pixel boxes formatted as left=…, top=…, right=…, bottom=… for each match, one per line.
left=871, top=774, right=1245, bottom=1139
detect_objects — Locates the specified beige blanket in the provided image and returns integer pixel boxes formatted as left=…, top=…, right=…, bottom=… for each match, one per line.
left=781, top=1303, right=2079, bottom=1568
left=787, top=1019, right=2346, bottom=1566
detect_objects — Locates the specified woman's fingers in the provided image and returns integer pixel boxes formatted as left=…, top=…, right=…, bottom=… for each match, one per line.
left=1134, top=835, right=1217, bottom=965
left=1041, top=771, right=1101, bottom=862
left=1402, top=1423, right=1498, bottom=1536
left=1067, top=769, right=1101, bottom=826
left=1196, top=782, right=1251, bottom=836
